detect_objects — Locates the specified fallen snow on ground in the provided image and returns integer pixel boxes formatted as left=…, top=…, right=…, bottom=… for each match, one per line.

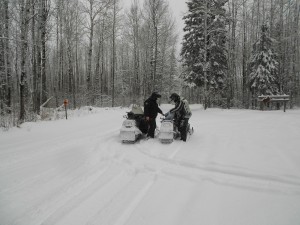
left=1, top=105, right=300, bottom=225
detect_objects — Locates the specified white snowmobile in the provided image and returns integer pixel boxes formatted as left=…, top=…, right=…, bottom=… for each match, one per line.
left=159, top=111, right=194, bottom=143
left=120, top=104, right=148, bottom=143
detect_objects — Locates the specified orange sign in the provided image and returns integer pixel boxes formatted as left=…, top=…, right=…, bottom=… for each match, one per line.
left=64, top=99, right=68, bottom=105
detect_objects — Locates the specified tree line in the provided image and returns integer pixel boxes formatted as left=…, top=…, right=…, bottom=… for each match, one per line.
left=0, top=0, right=179, bottom=127
left=181, top=0, right=300, bottom=109
left=0, top=0, right=300, bottom=128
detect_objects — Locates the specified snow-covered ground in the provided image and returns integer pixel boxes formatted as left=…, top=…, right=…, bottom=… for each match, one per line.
left=1, top=104, right=300, bottom=225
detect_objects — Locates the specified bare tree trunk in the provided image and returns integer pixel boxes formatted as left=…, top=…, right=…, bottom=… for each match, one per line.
left=84, top=0, right=112, bottom=104
left=153, top=25, right=158, bottom=89
left=100, top=18, right=105, bottom=106
left=111, top=0, right=116, bottom=107
left=242, top=0, right=247, bottom=108
left=0, top=4, right=5, bottom=113
left=296, top=1, right=300, bottom=105
left=4, top=0, right=11, bottom=111
left=31, top=0, right=39, bottom=113
left=270, top=0, right=274, bottom=37
left=19, top=0, right=30, bottom=122
left=95, top=36, right=101, bottom=89
left=231, top=0, right=237, bottom=100
left=203, top=0, right=208, bottom=110
left=67, top=42, right=73, bottom=93
left=54, top=0, right=60, bottom=107
left=15, top=26, right=19, bottom=99
left=262, top=0, right=265, bottom=24
left=40, top=0, right=48, bottom=104
left=132, top=0, right=140, bottom=97
left=74, top=0, right=80, bottom=107
left=159, top=36, right=167, bottom=93
left=169, top=45, right=176, bottom=95
left=256, top=0, right=260, bottom=38
left=86, top=9, right=94, bottom=92
left=291, top=0, right=300, bottom=107
left=146, top=0, right=167, bottom=91
left=58, top=0, right=64, bottom=92
left=279, top=0, right=284, bottom=93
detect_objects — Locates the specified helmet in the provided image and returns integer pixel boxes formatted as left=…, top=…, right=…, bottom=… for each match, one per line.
left=169, top=93, right=180, bottom=102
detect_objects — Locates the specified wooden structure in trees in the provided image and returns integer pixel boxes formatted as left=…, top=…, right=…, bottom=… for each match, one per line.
left=257, top=95, right=290, bottom=112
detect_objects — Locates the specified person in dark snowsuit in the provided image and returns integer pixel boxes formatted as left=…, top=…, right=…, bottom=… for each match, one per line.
left=144, top=92, right=163, bottom=138
left=169, top=93, right=192, bottom=142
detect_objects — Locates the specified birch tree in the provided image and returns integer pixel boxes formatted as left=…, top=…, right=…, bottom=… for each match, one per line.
left=82, top=0, right=112, bottom=102
left=144, top=0, right=169, bottom=90
left=126, top=0, right=141, bottom=98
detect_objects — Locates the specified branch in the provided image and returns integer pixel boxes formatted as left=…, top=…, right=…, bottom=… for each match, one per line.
left=40, top=96, right=53, bottom=108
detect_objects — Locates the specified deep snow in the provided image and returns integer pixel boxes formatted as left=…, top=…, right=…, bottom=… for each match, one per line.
left=1, top=105, right=300, bottom=225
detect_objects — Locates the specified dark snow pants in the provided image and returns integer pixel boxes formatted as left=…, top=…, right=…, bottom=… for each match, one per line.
left=178, top=118, right=189, bottom=142
left=147, top=118, right=156, bottom=138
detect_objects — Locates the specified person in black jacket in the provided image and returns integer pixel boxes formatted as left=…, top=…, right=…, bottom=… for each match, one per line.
left=144, top=92, right=163, bottom=138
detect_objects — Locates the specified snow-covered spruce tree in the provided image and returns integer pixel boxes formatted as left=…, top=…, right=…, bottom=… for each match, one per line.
left=181, top=0, right=228, bottom=105
left=249, top=25, right=278, bottom=96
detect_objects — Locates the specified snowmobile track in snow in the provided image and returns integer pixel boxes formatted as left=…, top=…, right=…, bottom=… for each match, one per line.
left=131, top=141, right=300, bottom=195
left=86, top=175, right=156, bottom=225
left=40, top=168, right=128, bottom=225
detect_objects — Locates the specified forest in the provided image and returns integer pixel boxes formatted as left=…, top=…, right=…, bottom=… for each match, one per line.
left=0, top=0, right=299, bottom=128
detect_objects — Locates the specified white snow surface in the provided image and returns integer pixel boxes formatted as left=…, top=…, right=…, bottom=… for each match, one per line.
left=1, top=104, right=300, bottom=225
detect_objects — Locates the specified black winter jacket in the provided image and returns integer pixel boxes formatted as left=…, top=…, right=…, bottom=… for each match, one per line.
left=144, top=97, right=163, bottom=119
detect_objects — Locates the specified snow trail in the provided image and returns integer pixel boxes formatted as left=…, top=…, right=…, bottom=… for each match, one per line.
left=1, top=106, right=300, bottom=225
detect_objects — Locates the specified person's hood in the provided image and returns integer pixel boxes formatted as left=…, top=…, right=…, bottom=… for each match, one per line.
left=150, top=92, right=161, bottom=99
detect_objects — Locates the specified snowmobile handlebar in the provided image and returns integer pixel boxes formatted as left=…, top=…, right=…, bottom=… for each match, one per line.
left=160, top=111, right=175, bottom=121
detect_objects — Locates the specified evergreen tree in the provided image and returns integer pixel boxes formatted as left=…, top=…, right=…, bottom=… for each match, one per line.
left=181, top=0, right=228, bottom=91
left=249, top=25, right=278, bottom=95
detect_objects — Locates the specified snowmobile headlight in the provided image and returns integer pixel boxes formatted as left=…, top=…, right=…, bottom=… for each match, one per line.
left=163, top=123, right=171, bottom=127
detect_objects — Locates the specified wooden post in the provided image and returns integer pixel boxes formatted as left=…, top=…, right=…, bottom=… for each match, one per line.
left=64, top=99, right=68, bottom=119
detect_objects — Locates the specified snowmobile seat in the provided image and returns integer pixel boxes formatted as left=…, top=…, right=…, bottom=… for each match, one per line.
left=126, top=104, right=148, bottom=134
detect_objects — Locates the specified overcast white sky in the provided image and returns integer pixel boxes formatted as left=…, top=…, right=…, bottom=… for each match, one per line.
left=165, top=0, right=188, bottom=38
left=121, top=0, right=188, bottom=52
